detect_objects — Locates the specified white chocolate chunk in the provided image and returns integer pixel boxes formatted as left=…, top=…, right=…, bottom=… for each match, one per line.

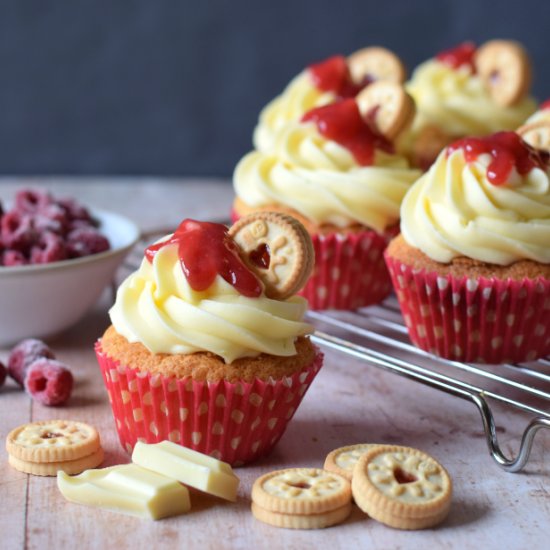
left=57, top=464, right=190, bottom=520
left=132, top=441, right=239, bottom=502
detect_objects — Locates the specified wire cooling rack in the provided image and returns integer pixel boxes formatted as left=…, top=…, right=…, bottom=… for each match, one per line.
left=307, top=299, right=550, bottom=473
left=123, top=229, right=550, bottom=473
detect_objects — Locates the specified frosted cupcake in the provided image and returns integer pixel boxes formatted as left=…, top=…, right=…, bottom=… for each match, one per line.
left=254, top=47, right=406, bottom=152
left=402, top=40, right=537, bottom=169
left=385, top=131, right=550, bottom=363
left=96, top=214, right=323, bottom=465
left=235, top=88, right=421, bottom=310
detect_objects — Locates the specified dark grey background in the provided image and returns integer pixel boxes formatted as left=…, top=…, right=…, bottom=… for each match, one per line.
left=1, top=0, right=549, bottom=177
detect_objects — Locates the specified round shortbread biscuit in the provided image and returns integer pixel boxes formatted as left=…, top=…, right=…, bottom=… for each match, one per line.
left=251, top=468, right=351, bottom=515
left=229, top=212, right=314, bottom=300
left=356, top=81, right=415, bottom=140
left=348, top=47, right=406, bottom=85
left=324, top=443, right=379, bottom=481
left=352, top=445, right=452, bottom=530
left=517, top=120, right=550, bottom=152
left=475, top=40, right=532, bottom=107
left=6, top=420, right=101, bottom=463
left=8, top=447, right=104, bottom=477
left=251, top=501, right=352, bottom=530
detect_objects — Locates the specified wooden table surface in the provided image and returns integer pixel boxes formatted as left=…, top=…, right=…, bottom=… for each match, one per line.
left=1, top=178, right=550, bottom=550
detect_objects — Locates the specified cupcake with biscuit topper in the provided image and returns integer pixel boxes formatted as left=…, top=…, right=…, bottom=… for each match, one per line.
left=402, top=40, right=537, bottom=169
left=96, top=212, right=323, bottom=466
left=234, top=84, right=421, bottom=309
left=253, top=47, right=407, bottom=153
left=385, top=130, right=550, bottom=363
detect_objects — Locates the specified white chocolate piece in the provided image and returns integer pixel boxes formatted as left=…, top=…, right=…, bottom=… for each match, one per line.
left=132, top=441, right=239, bottom=502
left=57, top=464, right=191, bottom=520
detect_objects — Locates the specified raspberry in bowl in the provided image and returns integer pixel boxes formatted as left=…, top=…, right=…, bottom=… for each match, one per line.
left=0, top=189, right=140, bottom=345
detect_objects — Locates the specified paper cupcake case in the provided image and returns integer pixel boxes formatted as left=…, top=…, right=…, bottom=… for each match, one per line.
left=299, top=229, right=395, bottom=310
left=385, top=255, right=550, bottom=363
left=96, top=344, right=323, bottom=466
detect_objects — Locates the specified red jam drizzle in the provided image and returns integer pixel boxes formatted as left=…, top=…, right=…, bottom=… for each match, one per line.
left=308, top=55, right=365, bottom=98
left=540, top=98, right=550, bottom=111
left=446, top=131, right=550, bottom=185
left=436, top=42, right=477, bottom=72
left=145, top=219, right=262, bottom=297
left=301, top=98, right=394, bottom=166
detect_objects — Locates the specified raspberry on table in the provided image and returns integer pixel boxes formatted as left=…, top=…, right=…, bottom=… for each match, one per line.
left=25, top=359, right=74, bottom=406
left=67, top=228, right=110, bottom=258
left=8, top=339, right=56, bottom=387
left=30, top=232, right=67, bottom=264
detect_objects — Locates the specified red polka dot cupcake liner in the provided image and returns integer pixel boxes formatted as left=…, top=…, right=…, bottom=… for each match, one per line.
left=385, top=254, right=550, bottom=363
left=299, top=229, right=395, bottom=310
left=95, top=343, right=323, bottom=466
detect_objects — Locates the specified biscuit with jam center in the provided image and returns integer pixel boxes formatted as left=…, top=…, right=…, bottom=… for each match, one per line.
left=251, top=468, right=352, bottom=529
left=229, top=212, right=314, bottom=300
left=9, top=447, right=104, bottom=477
left=251, top=501, right=352, bottom=529
left=348, top=47, right=406, bottom=85
left=475, top=40, right=532, bottom=107
left=6, top=420, right=101, bottom=463
left=352, top=444, right=452, bottom=530
left=356, top=81, right=415, bottom=140
left=324, top=443, right=379, bottom=481
left=517, top=120, right=550, bottom=152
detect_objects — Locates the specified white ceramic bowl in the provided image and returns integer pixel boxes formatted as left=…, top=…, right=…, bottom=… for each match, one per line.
left=0, top=209, right=140, bottom=346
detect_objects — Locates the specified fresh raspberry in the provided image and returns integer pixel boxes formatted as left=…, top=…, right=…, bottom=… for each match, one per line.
left=0, top=361, right=6, bottom=388
left=1, top=211, right=36, bottom=252
left=3, top=249, right=28, bottom=266
left=33, top=204, right=70, bottom=235
left=66, top=228, right=110, bottom=258
left=30, top=232, right=67, bottom=264
left=14, top=189, right=52, bottom=214
left=25, top=359, right=73, bottom=406
left=57, top=198, right=93, bottom=223
left=7, top=339, right=55, bottom=387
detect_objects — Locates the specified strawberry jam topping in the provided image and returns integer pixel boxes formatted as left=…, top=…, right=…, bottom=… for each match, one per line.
left=540, top=98, right=550, bottom=111
left=436, top=42, right=477, bottom=72
left=446, top=131, right=550, bottom=185
left=145, top=219, right=262, bottom=297
left=301, top=98, right=394, bottom=166
left=308, top=55, right=365, bottom=98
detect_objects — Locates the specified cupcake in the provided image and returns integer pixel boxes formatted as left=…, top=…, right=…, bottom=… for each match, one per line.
left=385, top=131, right=550, bottom=363
left=96, top=214, right=323, bottom=466
left=234, top=87, right=421, bottom=310
left=517, top=99, right=550, bottom=152
left=254, top=47, right=406, bottom=152
left=401, top=40, right=537, bottom=169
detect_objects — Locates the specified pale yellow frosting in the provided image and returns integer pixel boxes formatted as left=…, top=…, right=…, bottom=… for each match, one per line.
left=236, top=122, right=421, bottom=233
left=109, top=242, right=313, bottom=363
left=404, top=59, right=536, bottom=140
left=253, top=72, right=335, bottom=152
left=401, top=148, right=550, bottom=265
